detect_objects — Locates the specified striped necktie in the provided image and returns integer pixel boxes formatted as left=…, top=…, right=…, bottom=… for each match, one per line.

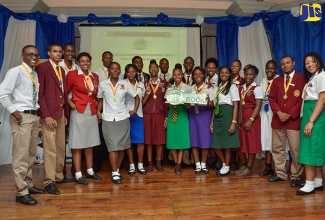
left=172, top=105, right=178, bottom=123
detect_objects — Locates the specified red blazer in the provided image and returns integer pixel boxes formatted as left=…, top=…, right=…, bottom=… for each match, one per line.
left=67, top=70, right=99, bottom=115
left=36, top=60, right=69, bottom=119
left=143, top=79, right=168, bottom=117
left=269, top=71, right=306, bottom=130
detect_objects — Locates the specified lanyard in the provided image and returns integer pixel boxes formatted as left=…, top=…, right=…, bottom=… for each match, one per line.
left=21, top=63, right=36, bottom=88
left=241, top=84, right=253, bottom=104
left=150, top=80, right=159, bottom=94
left=216, top=81, right=228, bottom=97
left=51, top=62, right=62, bottom=83
left=194, top=84, right=205, bottom=94
left=109, top=83, right=119, bottom=101
left=265, top=76, right=276, bottom=95
left=83, top=74, right=94, bottom=91
left=174, top=82, right=184, bottom=90
left=102, top=67, right=109, bottom=79
left=64, top=61, right=74, bottom=72
left=128, top=79, right=138, bottom=91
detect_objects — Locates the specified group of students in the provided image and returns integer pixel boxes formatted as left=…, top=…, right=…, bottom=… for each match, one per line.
left=1, top=43, right=324, bottom=206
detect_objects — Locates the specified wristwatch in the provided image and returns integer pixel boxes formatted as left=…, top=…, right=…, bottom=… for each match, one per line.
left=249, top=117, right=254, bottom=122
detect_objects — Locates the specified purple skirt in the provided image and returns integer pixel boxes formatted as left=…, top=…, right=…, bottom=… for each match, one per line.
left=188, top=105, right=212, bottom=148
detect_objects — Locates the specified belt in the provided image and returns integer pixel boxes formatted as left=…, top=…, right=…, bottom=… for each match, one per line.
left=20, top=110, right=37, bottom=115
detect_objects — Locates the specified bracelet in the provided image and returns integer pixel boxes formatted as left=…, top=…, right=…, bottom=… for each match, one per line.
left=308, top=119, right=315, bottom=122
left=232, top=120, right=237, bottom=124
left=249, top=117, right=254, bottom=122
left=17, top=116, right=23, bottom=123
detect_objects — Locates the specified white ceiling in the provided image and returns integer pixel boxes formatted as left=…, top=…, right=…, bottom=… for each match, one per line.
left=1, top=0, right=324, bottom=18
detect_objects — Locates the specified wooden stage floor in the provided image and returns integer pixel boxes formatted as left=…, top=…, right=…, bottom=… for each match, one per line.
left=1, top=159, right=324, bottom=219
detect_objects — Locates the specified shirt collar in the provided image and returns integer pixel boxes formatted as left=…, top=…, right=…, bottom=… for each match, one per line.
left=243, top=82, right=256, bottom=90
left=78, top=69, right=93, bottom=76
left=22, top=62, right=33, bottom=71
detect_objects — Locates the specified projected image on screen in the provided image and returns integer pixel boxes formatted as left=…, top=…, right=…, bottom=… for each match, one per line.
left=79, top=26, right=201, bottom=74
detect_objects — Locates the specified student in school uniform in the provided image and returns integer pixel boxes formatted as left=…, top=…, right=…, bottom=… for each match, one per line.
left=66, top=52, right=101, bottom=185
left=143, top=60, right=169, bottom=172
left=165, top=67, right=191, bottom=175
left=231, top=60, right=245, bottom=87
left=235, top=64, right=263, bottom=176
left=97, top=62, right=140, bottom=184
left=210, top=66, right=240, bottom=176
left=59, top=43, right=79, bottom=77
left=95, top=51, right=113, bottom=82
left=159, top=58, right=172, bottom=83
left=124, top=64, right=147, bottom=175
left=259, top=60, right=278, bottom=176
left=297, top=52, right=325, bottom=195
left=187, top=67, right=214, bottom=174
left=183, top=56, right=195, bottom=86
left=205, top=57, right=219, bottom=88
left=132, top=56, right=150, bottom=83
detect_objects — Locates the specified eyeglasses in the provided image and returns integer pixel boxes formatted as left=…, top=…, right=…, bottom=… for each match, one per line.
left=24, top=53, right=40, bottom=59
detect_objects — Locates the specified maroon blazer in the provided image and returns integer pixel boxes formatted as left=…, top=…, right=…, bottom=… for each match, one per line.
left=67, top=70, right=99, bottom=115
left=143, top=79, right=168, bottom=117
left=36, top=60, right=69, bottom=119
left=269, top=71, right=306, bottom=130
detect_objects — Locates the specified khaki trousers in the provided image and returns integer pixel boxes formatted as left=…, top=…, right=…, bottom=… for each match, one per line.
left=272, top=129, right=303, bottom=180
left=41, top=116, right=65, bottom=186
left=10, top=113, right=39, bottom=196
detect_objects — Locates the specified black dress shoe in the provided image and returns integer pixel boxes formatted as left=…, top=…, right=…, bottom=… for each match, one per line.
left=296, top=189, right=316, bottom=196
left=16, top=194, right=37, bottom=205
left=217, top=170, right=230, bottom=176
left=259, top=167, right=274, bottom=176
left=75, top=176, right=88, bottom=185
left=57, top=177, right=74, bottom=183
left=28, top=186, right=45, bottom=194
left=268, top=174, right=285, bottom=182
left=45, top=183, right=60, bottom=195
left=201, top=167, right=209, bottom=174
left=111, top=175, right=122, bottom=184
left=290, top=179, right=301, bottom=187
left=128, top=169, right=135, bottom=176
left=87, top=173, right=101, bottom=180
left=138, top=167, right=147, bottom=175
left=315, top=185, right=324, bottom=191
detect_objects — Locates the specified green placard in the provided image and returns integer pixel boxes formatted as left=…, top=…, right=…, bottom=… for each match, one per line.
left=165, top=89, right=207, bottom=105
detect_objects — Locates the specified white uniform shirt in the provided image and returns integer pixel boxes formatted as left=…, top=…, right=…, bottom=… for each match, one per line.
left=241, top=82, right=264, bottom=100
left=98, top=79, right=138, bottom=122
left=212, top=83, right=240, bottom=105
left=95, top=66, right=109, bottom=82
left=0, top=62, right=40, bottom=113
left=303, top=70, right=325, bottom=100
left=125, top=79, right=145, bottom=117
left=59, top=60, right=79, bottom=77
left=260, top=75, right=278, bottom=112
left=205, top=73, right=218, bottom=87
left=159, top=72, right=171, bottom=82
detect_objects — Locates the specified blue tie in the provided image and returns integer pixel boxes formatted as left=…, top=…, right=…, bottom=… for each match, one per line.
left=264, top=81, right=270, bottom=112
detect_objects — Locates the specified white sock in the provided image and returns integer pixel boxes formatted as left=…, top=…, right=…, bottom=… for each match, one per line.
left=87, top=168, right=94, bottom=175
left=138, top=163, right=144, bottom=170
left=130, top=163, right=135, bottom=170
left=220, top=163, right=226, bottom=172
left=220, top=165, right=230, bottom=174
left=75, top=171, right=82, bottom=179
left=195, top=162, right=201, bottom=170
left=112, top=171, right=119, bottom=180
left=314, top=178, right=323, bottom=187
left=201, top=162, right=206, bottom=169
left=300, top=180, right=314, bottom=192
left=117, top=168, right=119, bottom=173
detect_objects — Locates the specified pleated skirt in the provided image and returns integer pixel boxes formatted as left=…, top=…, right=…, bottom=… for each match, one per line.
left=130, top=114, right=144, bottom=144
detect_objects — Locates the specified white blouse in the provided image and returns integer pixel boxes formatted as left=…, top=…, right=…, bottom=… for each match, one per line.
left=125, top=79, right=145, bottom=117
left=212, top=84, right=240, bottom=105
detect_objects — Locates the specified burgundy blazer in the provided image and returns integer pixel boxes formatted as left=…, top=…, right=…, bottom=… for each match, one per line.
left=143, top=79, right=168, bottom=117
left=269, top=71, right=306, bottom=130
left=36, top=60, right=69, bottom=119
left=67, top=70, right=99, bottom=115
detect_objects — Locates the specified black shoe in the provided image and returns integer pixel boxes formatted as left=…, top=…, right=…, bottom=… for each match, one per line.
left=315, top=185, right=324, bottom=191
left=217, top=170, right=230, bottom=176
left=268, top=174, right=285, bottom=182
left=45, top=183, right=60, bottom=195
left=194, top=168, right=201, bottom=174
left=259, top=167, right=274, bottom=176
left=87, top=173, right=101, bottom=180
left=201, top=167, right=209, bottom=174
left=111, top=175, right=122, bottom=184
left=28, top=186, right=45, bottom=194
left=181, top=163, right=190, bottom=168
left=57, top=177, right=74, bottom=183
left=290, top=179, right=301, bottom=187
left=138, top=167, right=147, bottom=175
left=128, top=168, right=135, bottom=176
left=213, top=164, right=222, bottom=171
left=16, top=194, right=37, bottom=205
left=75, top=176, right=88, bottom=185
left=296, top=189, right=316, bottom=196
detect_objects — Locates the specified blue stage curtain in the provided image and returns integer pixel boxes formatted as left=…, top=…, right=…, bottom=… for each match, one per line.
left=0, top=6, right=9, bottom=71
left=264, top=4, right=325, bottom=74
left=216, top=22, right=238, bottom=67
left=36, top=20, right=75, bottom=59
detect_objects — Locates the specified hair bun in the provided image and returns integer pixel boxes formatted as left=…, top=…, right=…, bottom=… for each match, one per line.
left=150, top=59, right=157, bottom=64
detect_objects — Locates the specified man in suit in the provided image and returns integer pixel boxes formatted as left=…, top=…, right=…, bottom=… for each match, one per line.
left=36, top=43, right=69, bottom=195
left=268, top=55, right=305, bottom=187
left=0, top=45, right=45, bottom=205
left=132, top=56, right=150, bottom=83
